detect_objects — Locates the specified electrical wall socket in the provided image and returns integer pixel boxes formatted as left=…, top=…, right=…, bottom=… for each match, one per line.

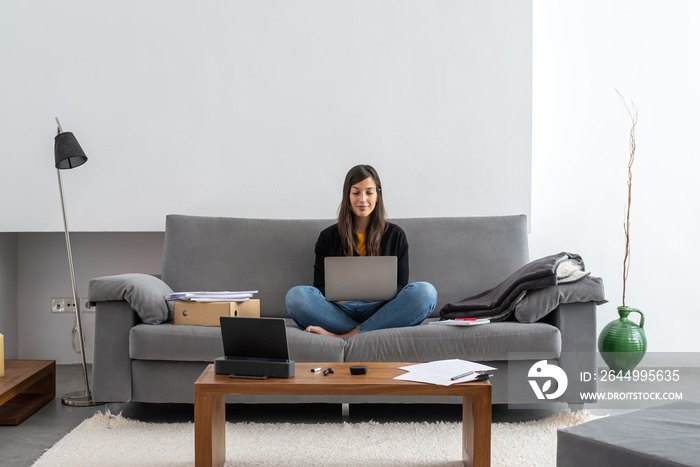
left=81, top=298, right=95, bottom=313
left=51, top=297, right=77, bottom=313
left=51, top=297, right=95, bottom=313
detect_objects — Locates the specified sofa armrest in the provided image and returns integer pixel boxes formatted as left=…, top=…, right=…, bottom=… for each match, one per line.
left=546, top=301, right=597, bottom=354
left=88, top=273, right=174, bottom=324
left=92, top=300, right=137, bottom=402
left=543, top=301, right=598, bottom=403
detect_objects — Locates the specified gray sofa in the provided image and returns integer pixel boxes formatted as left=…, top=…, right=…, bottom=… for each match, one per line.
left=89, top=214, right=601, bottom=408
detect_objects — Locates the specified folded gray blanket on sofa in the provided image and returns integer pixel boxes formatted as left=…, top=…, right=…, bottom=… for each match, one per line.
left=439, top=252, right=587, bottom=321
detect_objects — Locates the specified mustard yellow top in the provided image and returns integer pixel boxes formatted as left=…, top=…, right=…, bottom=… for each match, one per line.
left=356, top=233, right=366, bottom=256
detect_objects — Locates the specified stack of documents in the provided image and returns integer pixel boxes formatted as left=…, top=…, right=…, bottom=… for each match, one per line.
left=395, top=359, right=497, bottom=386
left=166, top=291, right=258, bottom=302
left=429, top=318, right=490, bottom=326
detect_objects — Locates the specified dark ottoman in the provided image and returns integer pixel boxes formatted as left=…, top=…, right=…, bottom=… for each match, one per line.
left=557, top=402, right=700, bottom=467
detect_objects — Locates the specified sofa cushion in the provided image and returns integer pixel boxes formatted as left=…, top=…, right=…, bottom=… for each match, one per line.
left=89, top=273, right=174, bottom=324
left=161, top=216, right=332, bottom=319
left=160, top=214, right=530, bottom=319
left=397, top=216, right=529, bottom=315
left=129, top=320, right=346, bottom=363
left=515, top=275, right=607, bottom=323
left=343, top=320, right=561, bottom=363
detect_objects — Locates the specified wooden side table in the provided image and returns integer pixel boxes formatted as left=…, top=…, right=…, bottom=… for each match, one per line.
left=0, top=360, right=56, bottom=425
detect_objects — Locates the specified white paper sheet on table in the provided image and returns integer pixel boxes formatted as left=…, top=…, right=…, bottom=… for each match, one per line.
left=394, top=359, right=497, bottom=386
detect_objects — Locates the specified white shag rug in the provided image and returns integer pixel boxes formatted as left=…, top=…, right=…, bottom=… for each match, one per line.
left=33, top=410, right=598, bottom=467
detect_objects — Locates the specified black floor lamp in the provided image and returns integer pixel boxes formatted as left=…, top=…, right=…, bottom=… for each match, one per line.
left=54, top=118, right=101, bottom=407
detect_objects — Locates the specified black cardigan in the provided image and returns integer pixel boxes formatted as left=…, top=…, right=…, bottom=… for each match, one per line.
left=312, top=222, right=409, bottom=296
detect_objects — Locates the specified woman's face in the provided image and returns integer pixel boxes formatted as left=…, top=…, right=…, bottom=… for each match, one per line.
left=349, top=177, right=378, bottom=220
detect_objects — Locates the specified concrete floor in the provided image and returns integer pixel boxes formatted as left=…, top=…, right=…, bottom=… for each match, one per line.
left=4, top=363, right=682, bottom=466
left=0, top=365, right=105, bottom=466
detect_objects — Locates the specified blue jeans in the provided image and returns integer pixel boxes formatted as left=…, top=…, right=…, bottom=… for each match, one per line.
left=286, top=282, right=437, bottom=334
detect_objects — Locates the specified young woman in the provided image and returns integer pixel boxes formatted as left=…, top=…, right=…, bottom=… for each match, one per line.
left=285, top=164, right=437, bottom=338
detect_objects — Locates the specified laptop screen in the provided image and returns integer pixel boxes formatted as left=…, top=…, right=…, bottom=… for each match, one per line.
left=219, top=316, right=290, bottom=362
left=324, top=256, right=398, bottom=301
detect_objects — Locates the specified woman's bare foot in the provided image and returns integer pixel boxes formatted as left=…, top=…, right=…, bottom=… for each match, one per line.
left=305, top=326, right=360, bottom=339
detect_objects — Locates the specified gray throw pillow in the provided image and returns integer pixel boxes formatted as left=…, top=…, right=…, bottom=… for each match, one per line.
left=514, top=275, right=606, bottom=323
left=88, top=273, right=174, bottom=324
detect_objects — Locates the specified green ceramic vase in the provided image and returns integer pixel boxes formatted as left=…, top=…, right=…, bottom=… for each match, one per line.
left=598, top=306, right=647, bottom=373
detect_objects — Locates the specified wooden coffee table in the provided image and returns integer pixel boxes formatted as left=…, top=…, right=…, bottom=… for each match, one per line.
left=0, top=360, right=56, bottom=425
left=194, top=362, right=491, bottom=467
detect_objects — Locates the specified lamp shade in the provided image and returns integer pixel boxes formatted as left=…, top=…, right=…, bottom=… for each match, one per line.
left=54, top=132, right=87, bottom=169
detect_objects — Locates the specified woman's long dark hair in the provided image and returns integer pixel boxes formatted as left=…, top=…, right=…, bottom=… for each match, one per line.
left=338, top=165, right=387, bottom=256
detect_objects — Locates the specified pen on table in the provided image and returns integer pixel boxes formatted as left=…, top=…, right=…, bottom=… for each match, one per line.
left=450, top=370, right=474, bottom=381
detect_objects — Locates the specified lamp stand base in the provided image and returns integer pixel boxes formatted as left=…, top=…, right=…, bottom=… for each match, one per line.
left=61, top=390, right=103, bottom=407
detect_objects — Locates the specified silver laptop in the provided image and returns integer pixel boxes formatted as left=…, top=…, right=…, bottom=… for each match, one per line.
left=324, top=256, right=398, bottom=301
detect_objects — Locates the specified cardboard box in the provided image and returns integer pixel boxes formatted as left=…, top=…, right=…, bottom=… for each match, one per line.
left=173, top=300, right=260, bottom=326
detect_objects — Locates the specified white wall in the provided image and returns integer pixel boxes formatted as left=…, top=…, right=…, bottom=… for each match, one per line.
left=531, top=0, right=700, bottom=351
left=1, top=0, right=531, bottom=232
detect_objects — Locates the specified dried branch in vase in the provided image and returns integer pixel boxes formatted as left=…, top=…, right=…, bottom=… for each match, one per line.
left=617, top=90, right=638, bottom=307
